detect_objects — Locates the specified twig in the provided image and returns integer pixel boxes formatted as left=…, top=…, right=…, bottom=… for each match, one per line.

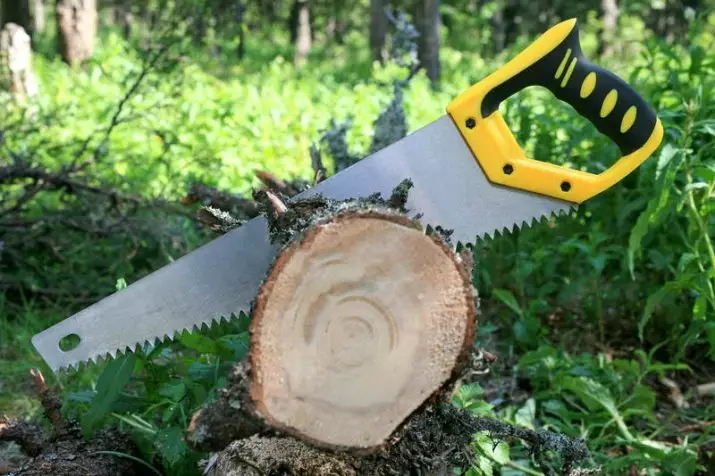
left=30, top=368, right=66, bottom=436
left=263, top=190, right=288, bottom=215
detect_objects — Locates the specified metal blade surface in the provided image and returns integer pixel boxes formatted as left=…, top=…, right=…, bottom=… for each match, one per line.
left=32, top=115, right=575, bottom=371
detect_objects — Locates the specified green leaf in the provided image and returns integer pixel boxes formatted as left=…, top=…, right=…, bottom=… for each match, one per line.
left=472, top=431, right=510, bottom=475
left=179, top=333, right=218, bottom=354
left=705, top=322, right=715, bottom=357
left=684, top=182, right=708, bottom=191
left=154, top=427, right=188, bottom=467
left=82, top=354, right=137, bottom=436
left=561, top=376, right=617, bottom=413
left=560, top=375, right=636, bottom=440
left=639, top=279, right=689, bottom=341
left=676, top=253, right=697, bottom=273
left=655, top=143, right=680, bottom=180
left=514, top=398, right=536, bottom=429
left=218, top=332, right=250, bottom=360
left=115, top=278, right=128, bottom=291
left=661, top=449, right=698, bottom=476
left=693, top=294, right=708, bottom=319
left=492, top=289, right=522, bottom=317
left=628, top=147, right=680, bottom=277
left=158, top=381, right=186, bottom=402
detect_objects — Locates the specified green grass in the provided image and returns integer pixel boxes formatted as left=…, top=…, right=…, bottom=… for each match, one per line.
left=1, top=6, right=715, bottom=476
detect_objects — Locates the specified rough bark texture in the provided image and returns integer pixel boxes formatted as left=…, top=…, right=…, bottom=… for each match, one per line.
left=56, top=0, right=97, bottom=64
left=202, top=402, right=485, bottom=476
left=414, top=0, right=440, bottom=85
left=370, top=0, right=387, bottom=63
left=189, top=349, right=590, bottom=475
left=0, top=22, right=38, bottom=98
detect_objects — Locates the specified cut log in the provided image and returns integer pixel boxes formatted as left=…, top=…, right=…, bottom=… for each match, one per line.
left=249, top=206, right=476, bottom=451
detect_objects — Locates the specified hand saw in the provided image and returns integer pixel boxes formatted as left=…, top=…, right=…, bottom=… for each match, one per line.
left=32, top=18, right=664, bottom=372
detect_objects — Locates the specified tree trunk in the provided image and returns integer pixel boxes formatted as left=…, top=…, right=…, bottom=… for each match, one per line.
left=598, top=0, right=619, bottom=56
left=329, top=0, right=345, bottom=44
left=370, top=0, right=387, bottom=63
left=56, top=0, right=97, bottom=64
left=294, top=0, right=311, bottom=66
left=1, top=0, right=32, bottom=35
left=31, top=0, right=44, bottom=34
left=236, top=0, right=245, bottom=59
left=0, top=22, right=39, bottom=98
left=414, top=0, right=440, bottom=86
left=117, top=0, right=132, bottom=39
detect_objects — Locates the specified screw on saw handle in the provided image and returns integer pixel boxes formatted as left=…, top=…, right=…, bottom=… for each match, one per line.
left=446, top=18, right=664, bottom=203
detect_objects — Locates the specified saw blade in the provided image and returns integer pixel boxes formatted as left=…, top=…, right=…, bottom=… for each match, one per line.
left=32, top=115, right=575, bottom=371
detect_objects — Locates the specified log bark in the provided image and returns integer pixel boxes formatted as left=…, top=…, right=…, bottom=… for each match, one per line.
left=0, top=22, right=38, bottom=98
left=56, top=0, right=97, bottom=64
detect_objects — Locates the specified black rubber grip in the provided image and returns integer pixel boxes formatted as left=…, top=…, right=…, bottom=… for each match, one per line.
left=481, top=23, right=658, bottom=156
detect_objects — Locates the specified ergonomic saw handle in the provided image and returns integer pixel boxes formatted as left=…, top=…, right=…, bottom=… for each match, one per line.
left=447, top=18, right=663, bottom=203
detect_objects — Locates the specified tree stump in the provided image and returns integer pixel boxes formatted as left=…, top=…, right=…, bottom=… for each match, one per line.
left=0, top=23, right=38, bottom=98
left=56, top=0, right=97, bottom=64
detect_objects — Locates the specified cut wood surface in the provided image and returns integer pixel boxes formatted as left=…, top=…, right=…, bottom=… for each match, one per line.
left=249, top=210, right=476, bottom=450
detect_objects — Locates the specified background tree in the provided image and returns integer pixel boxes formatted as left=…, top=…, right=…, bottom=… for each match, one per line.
left=414, top=0, right=440, bottom=85
left=293, top=0, right=311, bottom=66
left=56, top=0, right=97, bottom=64
left=598, top=0, right=619, bottom=56
left=31, top=0, right=44, bottom=34
left=370, top=0, right=388, bottom=63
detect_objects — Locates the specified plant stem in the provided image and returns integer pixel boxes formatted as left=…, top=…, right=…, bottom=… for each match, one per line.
left=685, top=174, right=715, bottom=306
left=479, top=451, right=544, bottom=476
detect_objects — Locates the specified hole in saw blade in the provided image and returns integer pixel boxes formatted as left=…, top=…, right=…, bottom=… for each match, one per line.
left=59, top=333, right=81, bottom=352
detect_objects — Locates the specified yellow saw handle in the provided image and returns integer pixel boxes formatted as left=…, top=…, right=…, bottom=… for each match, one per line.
left=447, top=18, right=664, bottom=203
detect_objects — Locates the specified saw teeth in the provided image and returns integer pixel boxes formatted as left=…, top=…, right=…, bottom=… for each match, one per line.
left=473, top=204, right=578, bottom=245
left=53, top=312, right=248, bottom=373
